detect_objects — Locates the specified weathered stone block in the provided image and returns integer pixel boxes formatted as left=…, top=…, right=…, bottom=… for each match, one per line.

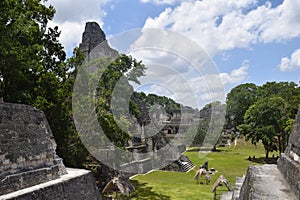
left=278, top=153, right=300, bottom=199
left=287, top=106, right=300, bottom=153
left=277, top=105, right=300, bottom=199
left=0, top=168, right=100, bottom=200
left=238, top=165, right=296, bottom=200
left=0, top=102, right=67, bottom=195
left=0, top=102, right=100, bottom=199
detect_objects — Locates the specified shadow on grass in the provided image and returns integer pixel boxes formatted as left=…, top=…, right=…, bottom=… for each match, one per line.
left=130, top=180, right=171, bottom=200
left=187, top=147, right=228, bottom=152
left=247, top=156, right=278, bottom=164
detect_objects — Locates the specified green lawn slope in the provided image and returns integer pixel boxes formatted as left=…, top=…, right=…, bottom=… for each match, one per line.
left=113, top=139, right=276, bottom=200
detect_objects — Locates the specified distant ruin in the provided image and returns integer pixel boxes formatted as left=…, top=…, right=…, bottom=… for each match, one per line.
left=0, top=102, right=100, bottom=199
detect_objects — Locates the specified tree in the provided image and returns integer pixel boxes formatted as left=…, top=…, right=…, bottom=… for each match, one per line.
left=226, top=83, right=258, bottom=129
left=0, top=1, right=89, bottom=167
left=258, top=81, right=300, bottom=118
left=95, top=54, right=147, bottom=148
left=238, top=96, right=290, bottom=159
left=0, top=0, right=66, bottom=103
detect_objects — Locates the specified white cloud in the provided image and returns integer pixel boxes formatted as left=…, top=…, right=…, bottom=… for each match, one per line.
left=124, top=28, right=251, bottom=108
left=220, top=60, right=249, bottom=84
left=48, top=21, right=85, bottom=54
left=143, top=0, right=258, bottom=56
left=45, top=0, right=111, bottom=54
left=47, top=0, right=110, bottom=23
left=278, top=49, right=300, bottom=72
left=133, top=59, right=249, bottom=108
left=258, top=0, right=300, bottom=42
left=143, top=0, right=300, bottom=57
left=141, top=63, right=248, bottom=108
left=140, top=0, right=185, bottom=5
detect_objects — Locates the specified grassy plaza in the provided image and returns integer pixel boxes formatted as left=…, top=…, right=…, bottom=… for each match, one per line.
left=125, top=139, right=271, bottom=200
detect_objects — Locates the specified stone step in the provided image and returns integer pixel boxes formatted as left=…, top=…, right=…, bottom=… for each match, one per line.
left=236, top=165, right=297, bottom=200
left=232, top=176, right=245, bottom=200
left=0, top=168, right=100, bottom=200
left=180, top=161, right=194, bottom=172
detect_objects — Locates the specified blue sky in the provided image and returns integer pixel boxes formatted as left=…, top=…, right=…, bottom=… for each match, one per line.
left=47, top=0, right=300, bottom=108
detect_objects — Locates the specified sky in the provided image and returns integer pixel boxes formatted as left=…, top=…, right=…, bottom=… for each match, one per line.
left=46, top=0, right=300, bottom=109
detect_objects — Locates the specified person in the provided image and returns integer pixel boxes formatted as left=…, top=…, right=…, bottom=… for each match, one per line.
left=193, top=165, right=208, bottom=184
left=203, top=161, right=208, bottom=171
left=205, top=174, right=211, bottom=184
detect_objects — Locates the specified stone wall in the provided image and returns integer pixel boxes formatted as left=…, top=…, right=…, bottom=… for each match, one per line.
left=0, top=102, right=100, bottom=199
left=277, top=105, right=300, bottom=198
left=0, top=102, right=66, bottom=195
left=0, top=103, right=60, bottom=173
left=0, top=168, right=100, bottom=200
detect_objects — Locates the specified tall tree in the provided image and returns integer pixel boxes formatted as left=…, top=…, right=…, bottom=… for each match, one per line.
left=258, top=81, right=300, bottom=118
left=0, top=0, right=89, bottom=167
left=95, top=54, right=147, bottom=148
left=226, top=83, right=258, bottom=129
left=238, top=96, right=290, bottom=159
left=0, top=0, right=66, bottom=103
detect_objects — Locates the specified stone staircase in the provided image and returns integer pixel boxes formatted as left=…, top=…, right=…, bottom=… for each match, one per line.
left=177, top=159, right=194, bottom=172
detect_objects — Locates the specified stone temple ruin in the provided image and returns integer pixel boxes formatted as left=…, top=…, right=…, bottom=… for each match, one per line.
left=77, top=22, right=197, bottom=174
left=0, top=102, right=100, bottom=199
left=222, top=105, right=300, bottom=200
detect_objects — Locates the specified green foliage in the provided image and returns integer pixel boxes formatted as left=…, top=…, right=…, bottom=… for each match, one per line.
left=135, top=92, right=181, bottom=114
left=130, top=91, right=181, bottom=126
left=52, top=48, right=89, bottom=167
left=185, top=118, right=209, bottom=146
left=0, top=1, right=89, bottom=167
left=227, top=81, right=300, bottom=159
left=238, top=96, right=290, bottom=159
left=95, top=54, right=147, bottom=148
left=257, top=81, right=300, bottom=117
left=0, top=0, right=65, bottom=103
left=226, top=83, right=258, bottom=128
left=185, top=101, right=225, bottom=147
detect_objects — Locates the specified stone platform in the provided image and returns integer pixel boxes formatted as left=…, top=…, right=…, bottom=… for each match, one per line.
left=0, top=168, right=100, bottom=200
left=237, top=165, right=296, bottom=200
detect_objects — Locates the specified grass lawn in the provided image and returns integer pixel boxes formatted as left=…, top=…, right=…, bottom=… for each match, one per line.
left=114, top=139, right=278, bottom=200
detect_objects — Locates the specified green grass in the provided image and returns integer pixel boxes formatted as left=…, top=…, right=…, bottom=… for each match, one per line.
left=112, top=139, right=277, bottom=200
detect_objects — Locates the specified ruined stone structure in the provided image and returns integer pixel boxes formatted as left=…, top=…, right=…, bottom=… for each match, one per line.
left=78, top=21, right=195, bottom=175
left=79, top=21, right=118, bottom=60
left=277, top=105, right=300, bottom=198
left=222, top=106, right=300, bottom=200
left=0, top=102, right=100, bottom=199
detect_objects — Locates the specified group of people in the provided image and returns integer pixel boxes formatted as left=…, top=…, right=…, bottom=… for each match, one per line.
left=193, top=161, right=233, bottom=193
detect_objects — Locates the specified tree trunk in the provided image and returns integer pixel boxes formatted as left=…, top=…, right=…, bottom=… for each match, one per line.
left=211, top=145, right=217, bottom=152
left=265, top=149, right=269, bottom=160
left=278, top=135, right=282, bottom=153
left=282, top=130, right=287, bottom=152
